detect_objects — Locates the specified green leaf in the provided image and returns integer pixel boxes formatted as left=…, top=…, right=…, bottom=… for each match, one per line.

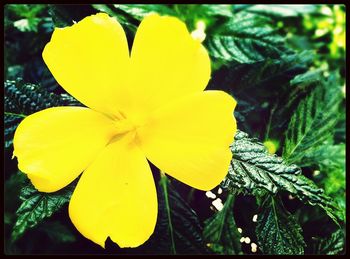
left=4, top=113, right=25, bottom=149
left=221, top=130, right=343, bottom=225
left=172, top=4, right=233, bottom=31
left=143, top=176, right=209, bottom=254
left=48, top=4, right=96, bottom=27
left=283, top=73, right=343, bottom=163
left=4, top=79, right=81, bottom=149
left=297, top=143, right=345, bottom=170
left=4, top=79, right=81, bottom=115
left=256, top=196, right=305, bottom=255
left=7, top=4, right=47, bottom=32
left=334, top=106, right=345, bottom=143
left=246, top=4, right=317, bottom=18
left=209, top=51, right=313, bottom=95
left=268, top=69, right=323, bottom=141
left=311, top=229, right=345, bottom=255
left=13, top=18, right=40, bottom=32
left=207, top=51, right=313, bottom=137
left=160, top=174, right=176, bottom=254
left=203, top=194, right=242, bottom=255
left=308, top=144, right=346, bottom=219
left=112, top=4, right=175, bottom=20
left=11, top=181, right=75, bottom=242
left=206, top=11, right=288, bottom=65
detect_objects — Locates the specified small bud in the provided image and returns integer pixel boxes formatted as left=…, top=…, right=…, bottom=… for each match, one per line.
left=263, top=139, right=279, bottom=154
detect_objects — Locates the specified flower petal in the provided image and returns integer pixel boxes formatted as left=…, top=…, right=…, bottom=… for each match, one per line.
left=137, top=90, right=237, bottom=191
left=69, top=138, right=157, bottom=248
left=42, top=13, right=130, bottom=116
left=13, top=107, right=115, bottom=192
left=125, top=14, right=210, bottom=124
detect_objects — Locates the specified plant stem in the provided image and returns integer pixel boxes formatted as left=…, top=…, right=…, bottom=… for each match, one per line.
left=160, top=172, right=176, bottom=254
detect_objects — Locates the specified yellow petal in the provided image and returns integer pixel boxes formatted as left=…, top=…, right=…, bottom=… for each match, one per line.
left=13, top=107, right=115, bottom=192
left=137, top=91, right=237, bottom=191
left=69, top=138, right=157, bottom=248
left=124, top=14, right=210, bottom=124
left=42, top=13, right=130, bottom=117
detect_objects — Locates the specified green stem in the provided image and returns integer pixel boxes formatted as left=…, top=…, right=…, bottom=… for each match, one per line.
left=160, top=172, right=176, bottom=255
left=264, top=105, right=276, bottom=141
left=217, top=194, right=235, bottom=242
left=4, top=112, right=27, bottom=118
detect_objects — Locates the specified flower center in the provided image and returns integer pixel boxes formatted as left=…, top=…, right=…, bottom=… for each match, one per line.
left=113, top=118, right=136, bottom=135
left=109, top=111, right=138, bottom=144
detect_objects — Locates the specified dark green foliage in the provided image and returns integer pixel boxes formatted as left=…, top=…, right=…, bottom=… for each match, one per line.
left=244, top=4, right=317, bottom=18
left=110, top=4, right=233, bottom=32
left=209, top=51, right=313, bottom=95
left=208, top=51, right=313, bottom=136
left=206, top=11, right=288, bottom=65
left=4, top=114, right=24, bottom=149
left=144, top=177, right=209, bottom=254
left=4, top=79, right=81, bottom=149
left=300, top=143, right=345, bottom=170
left=39, top=221, right=76, bottom=243
left=6, top=4, right=47, bottom=32
left=256, top=196, right=305, bottom=254
left=309, top=229, right=345, bottom=255
left=112, top=4, right=175, bottom=21
left=203, top=194, right=242, bottom=254
left=222, top=130, right=343, bottom=225
left=268, top=69, right=325, bottom=142
left=283, top=73, right=343, bottom=164
left=48, top=4, right=97, bottom=27
left=4, top=79, right=80, bottom=115
left=12, top=181, right=75, bottom=242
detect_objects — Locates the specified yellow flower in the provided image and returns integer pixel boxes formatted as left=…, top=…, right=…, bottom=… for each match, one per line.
left=13, top=13, right=237, bottom=248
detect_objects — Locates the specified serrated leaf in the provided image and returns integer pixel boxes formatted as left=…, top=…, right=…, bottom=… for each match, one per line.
left=4, top=113, right=25, bottom=148
left=143, top=176, right=208, bottom=254
left=209, top=51, right=313, bottom=95
left=4, top=79, right=81, bottom=149
left=256, top=196, right=305, bottom=255
left=207, top=51, right=313, bottom=137
left=203, top=194, right=242, bottom=255
left=11, top=181, right=75, bottom=242
left=283, top=73, right=343, bottom=163
left=311, top=229, right=345, bottom=255
left=221, top=130, right=343, bottom=225
left=300, top=143, right=345, bottom=170
left=4, top=79, right=81, bottom=115
left=268, top=69, right=323, bottom=141
left=206, top=11, right=288, bottom=64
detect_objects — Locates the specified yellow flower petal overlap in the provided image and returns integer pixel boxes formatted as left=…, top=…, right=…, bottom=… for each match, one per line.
left=13, top=12, right=237, bottom=248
